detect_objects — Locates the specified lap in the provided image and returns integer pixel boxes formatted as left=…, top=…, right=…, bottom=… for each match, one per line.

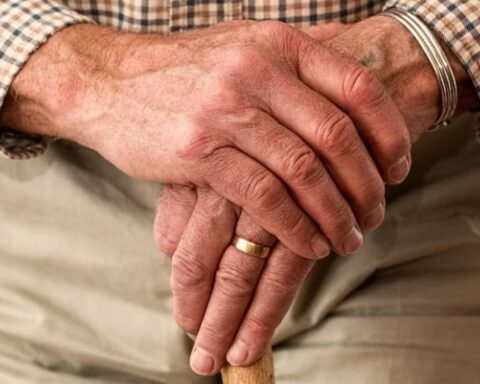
left=276, top=245, right=480, bottom=384
left=0, top=113, right=479, bottom=383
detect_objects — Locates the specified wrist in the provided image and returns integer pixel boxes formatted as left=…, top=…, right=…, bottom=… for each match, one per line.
left=325, top=15, right=479, bottom=141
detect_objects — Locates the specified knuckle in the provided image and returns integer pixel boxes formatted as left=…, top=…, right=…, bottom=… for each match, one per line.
left=245, top=170, right=284, bottom=212
left=175, top=120, right=219, bottom=161
left=343, top=64, right=385, bottom=108
left=283, top=147, right=321, bottom=186
left=171, top=253, right=210, bottom=292
left=222, top=47, right=265, bottom=78
left=257, top=21, right=299, bottom=60
left=258, top=20, right=293, bottom=37
left=317, top=113, right=357, bottom=155
left=215, top=264, right=257, bottom=299
left=231, top=107, right=266, bottom=128
left=205, top=75, right=244, bottom=109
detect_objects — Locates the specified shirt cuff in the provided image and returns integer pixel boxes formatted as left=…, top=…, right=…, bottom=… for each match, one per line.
left=0, top=0, right=95, bottom=159
left=383, top=0, right=480, bottom=102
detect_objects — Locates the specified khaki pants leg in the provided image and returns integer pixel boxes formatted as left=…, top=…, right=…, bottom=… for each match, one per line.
left=0, top=143, right=216, bottom=383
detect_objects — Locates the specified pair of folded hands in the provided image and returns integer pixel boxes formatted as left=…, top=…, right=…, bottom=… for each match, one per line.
left=153, top=19, right=427, bottom=376
left=2, top=14, right=475, bottom=377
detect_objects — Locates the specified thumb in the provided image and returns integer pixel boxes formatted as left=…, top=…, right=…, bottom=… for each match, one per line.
left=302, top=22, right=350, bottom=41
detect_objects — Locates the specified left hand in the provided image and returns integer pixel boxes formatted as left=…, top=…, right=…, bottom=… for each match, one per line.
left=155, top=186, right=318, bottom=376
left=154, top=16, right=478, bottom=376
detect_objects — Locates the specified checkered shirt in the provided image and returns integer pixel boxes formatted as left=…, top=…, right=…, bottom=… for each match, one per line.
left=0, top=0, right=479, bottom=159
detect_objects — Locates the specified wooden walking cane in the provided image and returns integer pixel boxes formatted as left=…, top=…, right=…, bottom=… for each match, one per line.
left=221, top=345, right=274, bottom=384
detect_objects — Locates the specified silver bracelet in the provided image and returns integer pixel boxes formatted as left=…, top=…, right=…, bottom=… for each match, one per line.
left=382, top=8, right=458, bottom=131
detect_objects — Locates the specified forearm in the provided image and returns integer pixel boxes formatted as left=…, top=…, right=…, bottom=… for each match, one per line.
left=1, top=24, right=135, bottom=148
left=0, top=24, right=170, bottom=148
left=1, top=24, right=105, bottom=140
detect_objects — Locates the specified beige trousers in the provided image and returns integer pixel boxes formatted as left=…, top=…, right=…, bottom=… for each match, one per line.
left=1, top=113, right=479, bottom=384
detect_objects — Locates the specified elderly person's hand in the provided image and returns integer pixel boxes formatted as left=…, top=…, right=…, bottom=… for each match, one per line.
left=154, top=17, right=479, bottom=376
left=156, top=186, right=319, bottom=375
left=1, top=19, right=411, bottom=260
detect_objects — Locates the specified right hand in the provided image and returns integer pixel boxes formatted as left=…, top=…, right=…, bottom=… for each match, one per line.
left=3, top=20, right=411, bottom=257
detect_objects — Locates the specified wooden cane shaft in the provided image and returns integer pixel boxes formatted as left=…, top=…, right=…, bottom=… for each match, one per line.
left=221, top=346, right=274, bottom=384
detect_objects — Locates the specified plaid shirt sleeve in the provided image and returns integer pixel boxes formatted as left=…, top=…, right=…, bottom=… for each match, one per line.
left=0, top=0, right=94, bottom=159
left=383, top=0, right=480, bottom=100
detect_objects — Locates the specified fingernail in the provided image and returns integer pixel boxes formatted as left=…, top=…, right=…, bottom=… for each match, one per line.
left=363, top=203, right=385, bottom=230
left=227, top=340, right=249, bottom=366
left=311, top=233, right=330, bottom=259
left=343, top=227, right=363, bottom=255
left=390, top=156, right=409, bottom=183
left=190, top=347, right=215, bottom=375
left=187, top=333, right=197, bottom=341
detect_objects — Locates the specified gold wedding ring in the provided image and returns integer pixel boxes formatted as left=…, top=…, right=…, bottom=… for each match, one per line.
left=231, top=235, right=272, bottom=259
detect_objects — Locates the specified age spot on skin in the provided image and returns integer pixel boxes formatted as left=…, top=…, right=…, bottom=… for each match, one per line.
left=360, top=51, right=376, bottom=68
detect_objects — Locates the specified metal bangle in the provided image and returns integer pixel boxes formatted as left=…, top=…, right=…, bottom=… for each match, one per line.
left=382, top=8, right=458, bottom=131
